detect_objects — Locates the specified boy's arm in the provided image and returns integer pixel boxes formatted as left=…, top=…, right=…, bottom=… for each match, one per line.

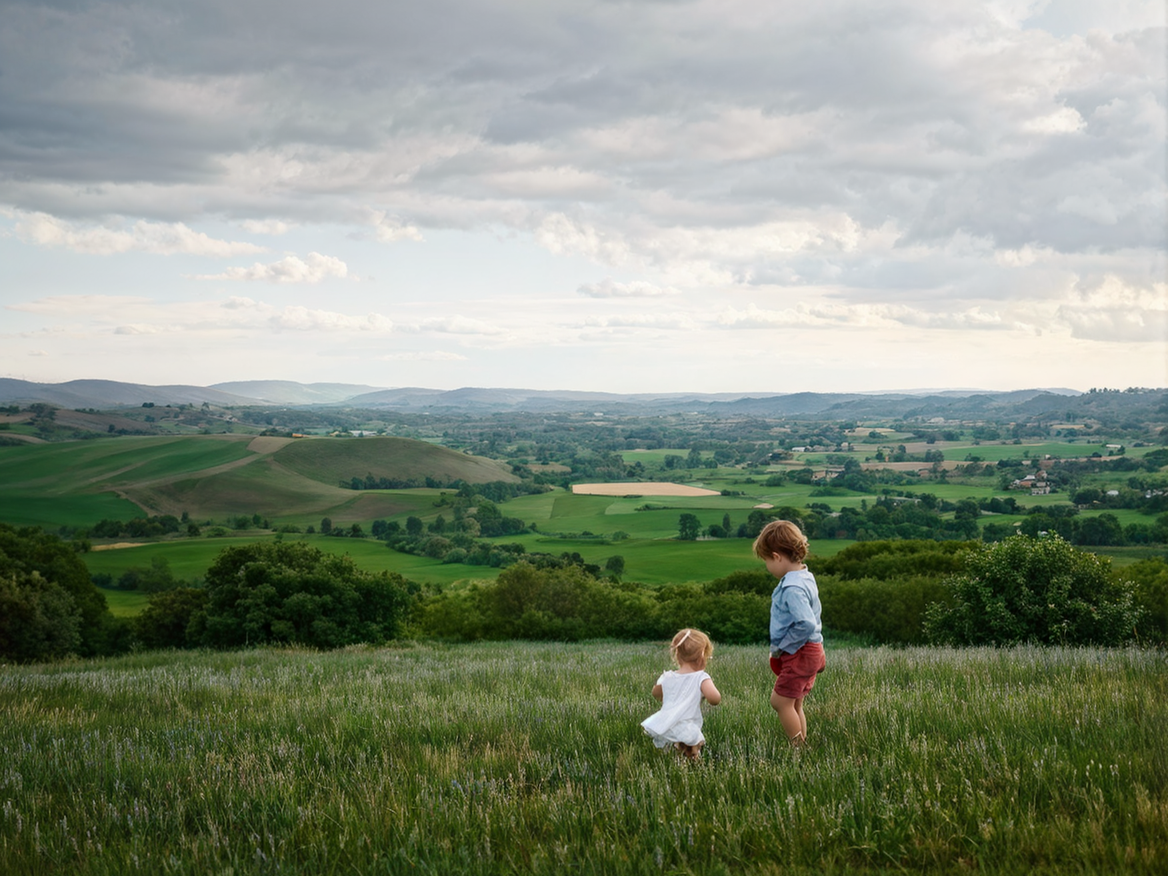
left=700, top=677, right=721, bottom=705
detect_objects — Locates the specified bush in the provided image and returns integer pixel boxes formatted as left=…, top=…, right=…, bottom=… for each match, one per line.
left=924, top=535, right=1144, bottom=646
left=134, top=588, right=210, bottom=650
left=0, top=523, right=116, bottom=659
left=816, top=539, right=978, bottom=581
left=191, top=542, right=413, bottom=649
left=416, top=562, right=768, bottom=645
left=1122, top=558, right=1168, bottom=643
left=653, top=585, right=768, bottom=645
left=819, top=575, right=951, bottom=645
left=0, top=570, right=82, bottom=662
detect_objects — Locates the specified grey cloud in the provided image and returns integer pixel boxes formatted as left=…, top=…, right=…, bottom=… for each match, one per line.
left=0, top=0, right=1162, bottom=303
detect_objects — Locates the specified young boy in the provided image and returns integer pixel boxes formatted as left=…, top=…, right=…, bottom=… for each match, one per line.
left=753, top=520, right=825, bottom=746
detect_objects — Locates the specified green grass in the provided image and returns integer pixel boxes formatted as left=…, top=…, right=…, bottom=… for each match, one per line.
left=0, top=435, right=255, bottom=494
left=0, top=435, right=519, bottom=528
left=275, top=436, right=518, bottom=486
left=1092, top=546, right=1168, bottom=568
left=617, top=448, right=699, bottom=464
left=96, top=586, right=152, bottom=618
left=82, top=534, right=501, bottom=593
left=0, top=492, right=143, bottom=528
left=0, top=642, right=1163, bottom=875
left=941, top=441, right=1117, bottom=462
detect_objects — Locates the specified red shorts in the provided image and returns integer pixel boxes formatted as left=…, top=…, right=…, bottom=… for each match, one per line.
left=770, top=642, right=826, bottom=699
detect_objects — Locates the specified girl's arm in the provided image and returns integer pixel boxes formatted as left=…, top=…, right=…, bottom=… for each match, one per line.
left=652, top=683, right=663, bottom=701
left=700, top=677, right=721, bottom=705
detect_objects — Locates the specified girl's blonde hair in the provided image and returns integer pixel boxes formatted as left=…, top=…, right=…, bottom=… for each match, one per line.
left=752, top=519, right=809, bottom=563
left=671, top=628, right=713, bottom=669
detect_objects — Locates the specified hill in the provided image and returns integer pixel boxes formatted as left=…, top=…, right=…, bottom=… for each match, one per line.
left=0, top=434, right=517, bottom=526
left=273, top=436, right=518, bottom=487
left=209, top=381, right=387, bottom=404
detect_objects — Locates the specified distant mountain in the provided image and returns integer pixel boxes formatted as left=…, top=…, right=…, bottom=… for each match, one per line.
left=210, top=380, right=387, bottom=405
left=347, top=386, right=754, bottom=411
left=0, top=379, right=258, bottom=408
left=0, top=378, right=1106, bottom=420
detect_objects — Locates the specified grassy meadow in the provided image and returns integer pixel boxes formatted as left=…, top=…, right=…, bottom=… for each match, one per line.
left=1, top=642, right=1164, bottom=875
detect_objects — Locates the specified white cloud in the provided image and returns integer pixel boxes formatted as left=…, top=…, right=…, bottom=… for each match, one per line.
left=196, top=252, right=349, bottom=284
left=7, top=295, right=152, bottom=315
left=12, top=212, right=265, bottom=257
left=411, top=316, right=506, bottom=336
left=365, top=209, right=425, bottom=243
left=715, top=302, right=1017, bottom=332
left=378, top=350, right=469, bottom=361
left=582, top=312, right=701, bottom=331
left=269, top=306, right=392, bottom=333
left=1056, top=274, right=1168, bottom=342
left=1022, top=106, right=1086, bottom=134
left=240, top=219, right=292, bottom=235
left=577, top=279, right=677, bottom=298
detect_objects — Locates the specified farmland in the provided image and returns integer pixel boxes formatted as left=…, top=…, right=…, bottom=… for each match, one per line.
left=0, top=387, right=1164, bottom=601
left=1, top=642, right=1164, bottom=875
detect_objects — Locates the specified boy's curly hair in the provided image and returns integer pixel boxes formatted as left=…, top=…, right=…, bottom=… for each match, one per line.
left=752, top=519, right=809, bottom=563
left=671, top=628, right=713, bottom=668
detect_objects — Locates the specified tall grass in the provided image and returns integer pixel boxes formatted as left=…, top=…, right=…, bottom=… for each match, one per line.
left=1, top=643, right=1164, bottom=874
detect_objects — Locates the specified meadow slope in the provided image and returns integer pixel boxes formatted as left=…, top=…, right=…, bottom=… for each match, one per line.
left=0, top=642, right=1164, bottom=875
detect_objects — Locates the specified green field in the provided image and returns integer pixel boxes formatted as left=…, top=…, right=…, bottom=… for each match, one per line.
left=276, top=435, right=518, bottom=486
left=5, top=432, right=1164, bottom=612
left=1, top=642, right=1163, bottom=875
left=82, top=535, right=501, bottom=591
left=97, top=586, right=152, bottom=617
left=0, top=435, right=521, bottom=526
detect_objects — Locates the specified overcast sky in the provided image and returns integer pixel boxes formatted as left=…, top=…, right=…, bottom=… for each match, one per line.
left=1, top=0, right=1164, bottom=394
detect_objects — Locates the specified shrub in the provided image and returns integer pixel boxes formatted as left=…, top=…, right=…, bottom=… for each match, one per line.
left=134, top=588, right=210, bottom=650
left=924, top=534, right=1143, bottom=646
left=191, top=542, right=413, bottom=649
left=654, top=585, right=767, bottom=645
left=0, top=523, right=115, bottom=659
left=819, top=575, right=951, bottom=645
left=416, top=562, right=767, bottom=645
left=0, top=570, right=82, bottom=662
left=1122, top=558, right=1168, bottom=643
left=816, top=539, right=978, bottom=581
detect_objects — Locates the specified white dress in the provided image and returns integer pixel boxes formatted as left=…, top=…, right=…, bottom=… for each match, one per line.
left=641, top=670, right=710, bottom=748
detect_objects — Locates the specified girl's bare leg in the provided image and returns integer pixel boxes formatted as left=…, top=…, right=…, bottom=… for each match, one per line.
left=770, top=691, right=806, bottom=745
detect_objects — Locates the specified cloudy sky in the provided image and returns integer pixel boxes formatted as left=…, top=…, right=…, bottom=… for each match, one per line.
left=1, top=0, right=1165, bottom=394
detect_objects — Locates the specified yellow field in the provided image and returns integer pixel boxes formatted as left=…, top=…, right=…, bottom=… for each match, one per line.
left=571, top=482, right=721, bottom=496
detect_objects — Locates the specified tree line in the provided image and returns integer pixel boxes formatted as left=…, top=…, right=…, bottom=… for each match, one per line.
left=3, top=522, right=1164, bottom=664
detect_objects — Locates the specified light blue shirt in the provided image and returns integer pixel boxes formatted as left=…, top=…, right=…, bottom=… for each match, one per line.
left=770, top=568, right=823, bottom=655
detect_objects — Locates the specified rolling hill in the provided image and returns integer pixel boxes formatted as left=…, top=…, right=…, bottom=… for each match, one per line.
left=0, top=434, right=518, bottom=526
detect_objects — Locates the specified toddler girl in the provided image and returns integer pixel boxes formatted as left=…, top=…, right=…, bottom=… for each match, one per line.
left=641, top=628, right=722, bottom=759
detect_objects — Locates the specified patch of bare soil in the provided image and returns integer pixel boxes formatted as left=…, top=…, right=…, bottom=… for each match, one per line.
left=571, top=483, right=721, bottom=497
left=247, top=436, right=294, bottom=454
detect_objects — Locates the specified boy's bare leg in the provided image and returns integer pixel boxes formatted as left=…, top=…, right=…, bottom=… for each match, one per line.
left=770, top=691, right=806, bottom=745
